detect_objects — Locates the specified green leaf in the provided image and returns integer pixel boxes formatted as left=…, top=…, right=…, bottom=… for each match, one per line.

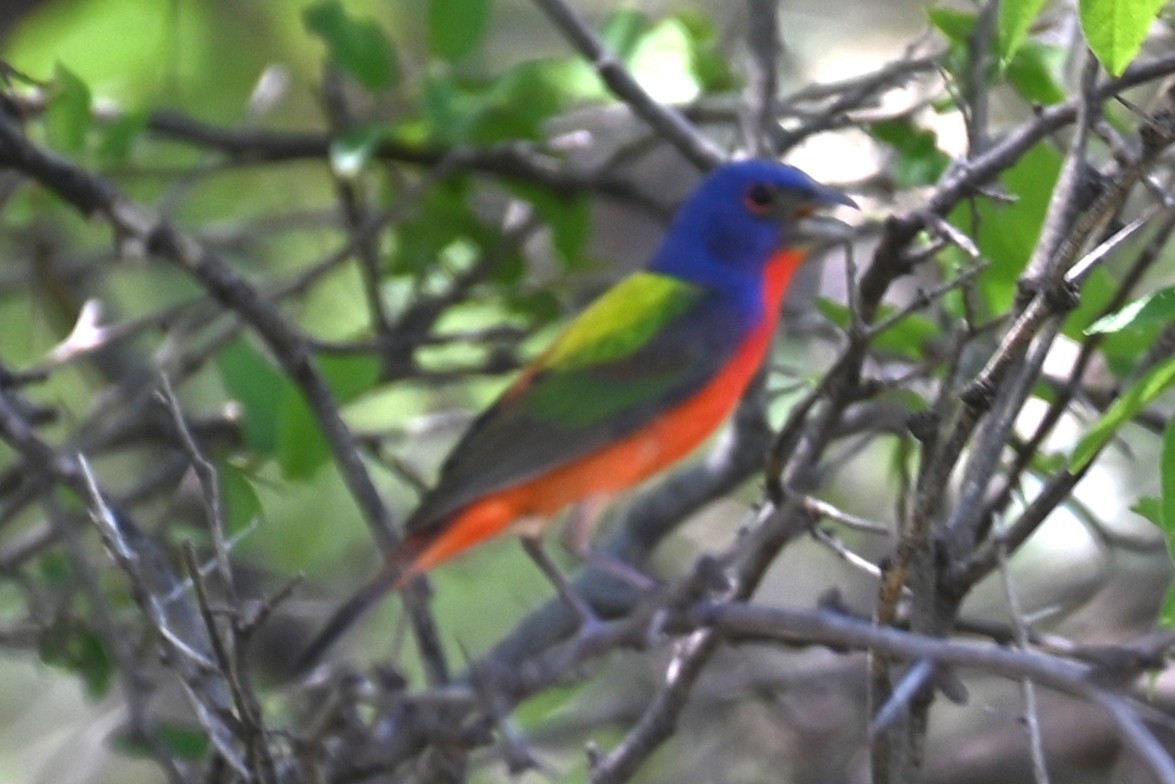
left=507, top=183, right=592, bottom=268
left=927, top=7, right=977, bottom=45
left=1133, top=495, right=1162, bottom=525
left=39, top=622, right=113, bottom=698
left=114, top=722, right=210, bottom=761
left=39, top=551, right=71, bottom=588
left=600, top=9, right=650, bottom=60
left=816, top=298, right=941, bottom=359
left=999, top=0, right=1050, bottom=62
left=329, top=122, right=391, bottom=178
left=1162, top=580, right=1175, bottom=627
left=1070, top=355, right=1175, bottom=472
left=392, top=179, right=489, bottom=275
left=303, top=0, right=397, bottom=91
left=675, top=11, right=737, bottom=94
left=428, top=0, right=490, bottom=62
left=1079, top=0, right=1166, bottom=76
left=96, top=109, right=149, bottom=164
left=950, top=143, right=1063, bottom=314
left=216, top=340, right=289, bottom=455
left=1086, top=285, right=1175, bottom=334
left=1063, top=267, right=1161, bottom=377
left=468, top=62, right=565, bottom=144
left=869, top=118, right=951, bottom=188
left=45, top=63, right=92, bottom=153
left=219, top=460, right=262, bottom=534
left=1005, top=43, right=1067, bottom=105
left=505, top=289, right=563, bottom=324
left=1162, top=417, right=1175, bottom=541
left=271, top=354, right=376, bottom=479
left=423, top=61, right=565, bottom=146
left=1031, top=449, right=1068, bottom=475
left=276, top=390, right=330, bottom=479
left=629, top=17, right=701, bottom=103
left=319, top=353, right=381, bottom=402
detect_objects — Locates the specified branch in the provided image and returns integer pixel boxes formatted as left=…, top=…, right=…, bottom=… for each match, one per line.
left=531, top=0, right=723, bottom=170
left=0, top=110, right=456, bottom=687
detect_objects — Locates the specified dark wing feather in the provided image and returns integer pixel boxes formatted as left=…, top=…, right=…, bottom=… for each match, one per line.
left=405, top=285, right=748, bottom=534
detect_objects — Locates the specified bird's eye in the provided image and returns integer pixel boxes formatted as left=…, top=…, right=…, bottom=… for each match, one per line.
left=742, top=183, right=775, bottom=215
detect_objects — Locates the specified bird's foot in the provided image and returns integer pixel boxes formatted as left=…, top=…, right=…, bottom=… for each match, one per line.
left=580, top=547, right=658, bottom=593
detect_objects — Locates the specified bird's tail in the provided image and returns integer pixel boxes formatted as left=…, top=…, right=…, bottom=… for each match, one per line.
left=293, top=499, right=518, bottom=673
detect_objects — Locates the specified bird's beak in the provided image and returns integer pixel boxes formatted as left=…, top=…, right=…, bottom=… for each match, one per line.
left=810, top=182, right=859, bottom=211
left=790, top=183, right=857, bottom=245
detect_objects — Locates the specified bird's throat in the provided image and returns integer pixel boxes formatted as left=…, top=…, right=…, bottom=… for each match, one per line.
left=762, top=248, right=808, bottom=316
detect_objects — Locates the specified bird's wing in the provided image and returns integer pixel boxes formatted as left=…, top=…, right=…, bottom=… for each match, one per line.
left=405, top=271, right=748, bottom=532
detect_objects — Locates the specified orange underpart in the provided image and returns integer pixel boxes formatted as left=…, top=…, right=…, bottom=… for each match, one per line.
left=399, top=249, right=807, bottom=579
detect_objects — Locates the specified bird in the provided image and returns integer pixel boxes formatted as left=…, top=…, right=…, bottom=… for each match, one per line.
left=296, top=159, right=854, bottom=669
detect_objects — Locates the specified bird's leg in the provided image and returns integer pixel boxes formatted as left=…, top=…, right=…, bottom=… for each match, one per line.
left=561, top=498, right=657, bottom=592
left=519, top=536, right=598, bottom=626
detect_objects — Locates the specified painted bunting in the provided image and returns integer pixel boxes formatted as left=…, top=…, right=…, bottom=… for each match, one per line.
left=298, top=159, right=853, bottom=667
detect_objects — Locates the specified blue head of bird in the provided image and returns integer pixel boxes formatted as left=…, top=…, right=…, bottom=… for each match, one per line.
left=650, top=159, right=855, bottom=289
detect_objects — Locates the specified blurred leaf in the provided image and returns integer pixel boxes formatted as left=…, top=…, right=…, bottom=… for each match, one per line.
left=1006, top=43, right=1067, bottom=105
left=38, top=621, right=113, bottom=698
left=45, top=63, right=92, bottom=153
left=271, top=353, right=376, bottom=479
left=507, top=183, right=591, bottom=268
left=505, top=289, right=563, bottom=324
left=1163, top=417, right=1175, bottom=543
left=816, top=299, right=941, bottom=359
left=1161, top=581, right=1175, bottom=626
left=303, top=0, right=398, bottom=91
left=217, top=340, right=289, bottom=455
left=1079, top=0, right=1166, bottom=76
left=424, top=61, right=565, bottom=146
left=329, top=122, right=391, bottom=178
left=393, top=179, right=488, bottom=276
left=1070, top=355, right=1175, bottom=472
left=601, top=9, right=650, bottom=60
left=928, top=7, right=976, bottom=45
left=1133, top=495, right=1162, bottom=525
left=629, top=17, right=700, bottom=103
left=38, top=551, right=71, bottom=588
left=96, top=109, right=149, bottom=164
left=1086, top=285, right=1175, bottom=334
left=486, top=242, right=526, bottom=285
left=514, top=682, right=587, bottom=730
left=220, top=459, right=262, bottom=534
left=869, top=118, right=951, bottom=188
left=320, top=354, right=381, bottom=402
left=1156, top=421, right=1175, bottom=626
left=675, top=11, right=737, bottom=94
left=421, top=75, right=465, bottom=144
left=1031, top=449, right=1068, bottom=474
left=469, top=62, right=565, bottom=143
left=999, top=0, right=1050, bottom=62
left=114, top=722, right=210, bottom=761
left=276, top=390, right=330, bottom=479
left=428, top=0, right=491, bottom=62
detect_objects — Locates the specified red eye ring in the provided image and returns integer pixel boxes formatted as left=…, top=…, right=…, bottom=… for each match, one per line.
left=742, top=182, right=774, bottom=215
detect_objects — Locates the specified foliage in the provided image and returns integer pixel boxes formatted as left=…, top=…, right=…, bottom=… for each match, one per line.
left=0, top=1, right=1174, bottom=784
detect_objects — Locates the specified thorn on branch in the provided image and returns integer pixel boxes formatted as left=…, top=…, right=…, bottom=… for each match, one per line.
left=1043, top=280, right=1081, bottom=314
left=959, top=377, right=996, bottom=411
left=1139, top=105, right=1175, bottom=157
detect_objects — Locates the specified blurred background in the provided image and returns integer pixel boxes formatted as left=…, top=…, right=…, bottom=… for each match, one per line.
left=0, top=0, right=1172, bottom=783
